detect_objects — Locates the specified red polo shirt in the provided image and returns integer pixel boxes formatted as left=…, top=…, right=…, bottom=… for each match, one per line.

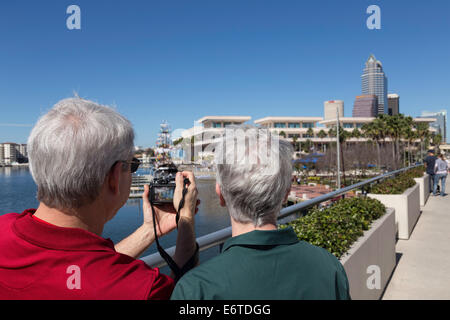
left=0, top=209, right=175, bottom=300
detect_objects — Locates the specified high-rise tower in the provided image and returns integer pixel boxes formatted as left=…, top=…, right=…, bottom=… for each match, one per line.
left=362, top=54, right=388, bottom=115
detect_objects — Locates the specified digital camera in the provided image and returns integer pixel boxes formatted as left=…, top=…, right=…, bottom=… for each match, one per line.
left=149, top=163, right=178, bottom=204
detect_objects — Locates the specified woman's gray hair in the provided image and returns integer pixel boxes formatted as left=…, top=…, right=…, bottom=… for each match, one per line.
left=214, top=125, right=293, bottom=227
left=28, top=97, right=135, bottom=210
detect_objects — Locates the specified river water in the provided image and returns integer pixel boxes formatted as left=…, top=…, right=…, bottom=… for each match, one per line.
left=0, top=166, right=230, bottom=271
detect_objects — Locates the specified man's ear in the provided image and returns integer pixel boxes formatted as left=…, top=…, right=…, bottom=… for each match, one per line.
left=215, top=183, right=226, bottom=207
left=107, top=162, right=121, bottom=195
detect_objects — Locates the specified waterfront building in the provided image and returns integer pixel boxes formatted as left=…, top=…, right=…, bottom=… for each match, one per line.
left=180, top=116, right=251, bottom=162
left=387, top=94, right=400, bottom=116
left=17, top=144, right=28, bottom=162
left=0, top=143, right=28, bottom=164
left=2, top=143, right=18, bottom=165
left=181, top=114, right=437, bottom=161
left=352, top=95, right=378, bottom=117
left=324, top=100, right=344, bottom=120
left=418, top=110, right=447, bottom=143
left=254, top=116, right=324, bottom=138
left=362, top=54, right=388, bottom=115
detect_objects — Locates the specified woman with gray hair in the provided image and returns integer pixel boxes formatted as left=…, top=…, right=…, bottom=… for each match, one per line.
left=171, top=125, right=351, bottom=300
left=434, top=154, right=448, bottom=197
left=0, top=97, right=199, bottom=300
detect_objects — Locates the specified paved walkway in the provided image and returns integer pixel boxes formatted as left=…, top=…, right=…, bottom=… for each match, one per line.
left=382, top=179, right=450, bottom=299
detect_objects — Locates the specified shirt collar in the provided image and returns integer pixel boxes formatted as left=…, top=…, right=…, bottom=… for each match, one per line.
left=12, top=209, right=116, bottom=252
left=222, top=227, right=299, bottom=253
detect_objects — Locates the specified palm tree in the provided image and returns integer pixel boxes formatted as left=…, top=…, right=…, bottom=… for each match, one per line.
left=400, top=115, right=414, bottom=167
left=403, top=125, right=415, bottom=166
left=432, top=133, right=443, bottom=153
left=292, top=135, right=299, bottom=152
left=362, top=119, right=384, bottom=170
left=414, top=122, right=430, bottom=161
left=317, top=129, right=327, bottom=153
left=279, top=130, right=287, bottom=138
left=351, top=128, right=362, bottom=139
left=381, top=114, right=405, bottom=169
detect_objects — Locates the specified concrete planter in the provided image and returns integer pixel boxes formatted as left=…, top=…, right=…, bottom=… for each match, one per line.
left=367, top=183, right=420, bottom=240
left=413, top=174, right=430, bottom=206
left=340, top=208, right=396, bottom=300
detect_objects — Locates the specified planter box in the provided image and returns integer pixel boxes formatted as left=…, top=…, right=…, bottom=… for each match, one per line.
left=340, top=208, right=396, bottom=300
left=414, top=174, right=430, bottom=206
left=367, top=183, right=420, bottom=240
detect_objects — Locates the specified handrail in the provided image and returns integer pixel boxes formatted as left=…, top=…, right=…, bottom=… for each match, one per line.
left=140, top=164, right=421, bottom=268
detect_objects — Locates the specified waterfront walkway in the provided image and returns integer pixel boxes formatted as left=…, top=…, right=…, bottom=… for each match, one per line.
left=382, top=179, right=450, bottom=299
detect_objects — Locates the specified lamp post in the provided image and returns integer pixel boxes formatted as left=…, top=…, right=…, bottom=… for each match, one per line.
left=336, top=107, right=341, bottom=189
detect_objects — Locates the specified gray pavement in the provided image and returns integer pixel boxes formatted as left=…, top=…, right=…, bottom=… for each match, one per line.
left=382, top=179, right=450, bottom=299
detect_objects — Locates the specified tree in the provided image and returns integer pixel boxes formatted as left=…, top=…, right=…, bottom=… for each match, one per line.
left=433, top=133, right=443, bottom=148
left=317, top=129, right=327, bottom=153
left=173, top=137, right=183, bottom=146
left=279, top=131, right=286, bottom=138
left=351, top=128, right=362, bottom=139
left=414, top=122, right=430, bottom=161
left=292, top=135, right=299, bottom=152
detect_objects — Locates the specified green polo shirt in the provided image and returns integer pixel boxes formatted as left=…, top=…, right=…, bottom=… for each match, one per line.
left=171, top=227, right=351, bottom=300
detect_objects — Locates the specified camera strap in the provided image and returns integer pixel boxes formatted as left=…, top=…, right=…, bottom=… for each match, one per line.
left=149, top=178, right=199, bottom=282
left=175, top=178, right=190, bottom=229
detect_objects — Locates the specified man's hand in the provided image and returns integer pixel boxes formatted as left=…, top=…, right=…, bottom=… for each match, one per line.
left=173, top=171, right=199, bottom=220
left=142, top=173, right=200, bottom=237
left=115, top=172, right=199, bottom=259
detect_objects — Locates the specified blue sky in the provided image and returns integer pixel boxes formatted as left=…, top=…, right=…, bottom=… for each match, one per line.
left=1, top=0, right=449, bottom=146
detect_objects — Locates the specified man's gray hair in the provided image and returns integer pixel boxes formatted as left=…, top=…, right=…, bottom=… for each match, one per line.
left=28, top=97, right=135, bottom=210
left=214, top=125, right=293, bottom=227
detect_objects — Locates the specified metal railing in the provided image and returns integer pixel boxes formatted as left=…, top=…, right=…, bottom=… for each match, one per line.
left=140, top=164, right=421, bottom=268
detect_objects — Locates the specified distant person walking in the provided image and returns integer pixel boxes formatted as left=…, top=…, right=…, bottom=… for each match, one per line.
left=424, top=150, right=437, bottom=196
left=434, top=154, right=448, bottom=197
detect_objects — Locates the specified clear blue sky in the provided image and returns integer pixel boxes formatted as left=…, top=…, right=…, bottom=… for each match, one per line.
left=1, top=0, right=449, bottom=146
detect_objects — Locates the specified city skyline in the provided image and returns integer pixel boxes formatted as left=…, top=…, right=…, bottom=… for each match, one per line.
left=1, top=1, right=449, bottom=146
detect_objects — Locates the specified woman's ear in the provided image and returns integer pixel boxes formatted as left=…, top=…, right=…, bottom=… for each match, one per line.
left=283, top=186, right=291, bottom=203
left=215, top=183, right=226, bottom=207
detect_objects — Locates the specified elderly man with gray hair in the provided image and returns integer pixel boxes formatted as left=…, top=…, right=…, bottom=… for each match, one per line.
left=0, top=97, right=199, bottom=299
left=171, top=125, right=351, bottom=300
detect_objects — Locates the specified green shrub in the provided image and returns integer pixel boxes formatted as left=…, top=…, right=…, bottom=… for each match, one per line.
left=279, top=197, right=386, bottom=258
left=369, top=171, right=416, bottom=195
left=404, top=165, right=425, bottom=178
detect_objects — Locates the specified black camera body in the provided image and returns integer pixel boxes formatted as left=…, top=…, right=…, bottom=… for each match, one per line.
left=149, top=164, right=178, bottom=204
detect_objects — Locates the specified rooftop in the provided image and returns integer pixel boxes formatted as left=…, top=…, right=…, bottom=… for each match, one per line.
left=196, top=116, right=251, bottom=124
left=254, top=116, right=324, bottom=124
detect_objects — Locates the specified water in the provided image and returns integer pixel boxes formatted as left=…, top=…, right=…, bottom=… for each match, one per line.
left=0, top=167, right=230, bottom=271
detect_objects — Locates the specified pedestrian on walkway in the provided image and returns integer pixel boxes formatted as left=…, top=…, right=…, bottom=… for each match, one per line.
left=434, top=154, right=448, bottom=197
left=424, top=150, right=437, bottom=195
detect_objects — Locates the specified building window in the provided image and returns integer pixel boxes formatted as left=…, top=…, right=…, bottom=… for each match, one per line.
left=212, top=122, right=222, bottom=128
left=302, top=123, right=313, bottom=128
left=288, top=123, right=300, bottom=128
left=274, top=122, right=286, bottom=128
left=223, top=122, right=232, bottom=127
left=288, top=134, right=300, bottom=138
left=356, top=123, right=363, bottom=128
left=343, top=123, right=354, bottom=129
